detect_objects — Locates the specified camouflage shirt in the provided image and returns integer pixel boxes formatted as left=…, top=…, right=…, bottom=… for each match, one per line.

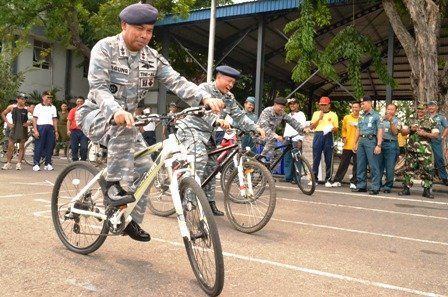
left=406, top=114, right=439, bottom=149
left=177, top=82, right=258, bottom=142
left=85, top=33, right=209, bottom=122
left=257, top=106, right=304, bottom=139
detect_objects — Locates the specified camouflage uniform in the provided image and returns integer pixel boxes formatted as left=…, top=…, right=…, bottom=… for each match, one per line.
left=257, top=107, right=304, bottom=159
left=176, top=82, right=258, bottom=202
left=402, top=114, right=439, bottom=189
left=76, top=33, right=209, bottom=223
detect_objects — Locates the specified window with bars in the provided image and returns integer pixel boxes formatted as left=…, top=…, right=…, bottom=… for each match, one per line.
left=33, top=40, right=51, bottom=69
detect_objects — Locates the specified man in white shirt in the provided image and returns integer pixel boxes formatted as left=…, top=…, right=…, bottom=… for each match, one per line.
left=283, top=98, right=307, bottom=183
left=32, top=91, right=58, bottom=171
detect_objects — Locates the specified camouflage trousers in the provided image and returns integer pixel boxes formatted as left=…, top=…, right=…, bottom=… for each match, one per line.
left=76, top=105, right=152, bottom=224
left=402, top=147, right=434, bottom=188
left=260, top=136, right=278, bottom=159
left=176, top=128, right=217, bottom=202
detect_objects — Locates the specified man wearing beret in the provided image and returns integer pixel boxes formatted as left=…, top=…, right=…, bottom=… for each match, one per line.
left=76, top=3, right=224, bottom=241
left=426, top=101, right=448, bottom=185
left=399, top=103, right=439, bottom=198
left=176, top=65, right=265, bottom=216
left=241, top=96, right=258, bottom=153
left=352, top=96, right=382, bottom=195
left=257, top=97, right=305, bottom=160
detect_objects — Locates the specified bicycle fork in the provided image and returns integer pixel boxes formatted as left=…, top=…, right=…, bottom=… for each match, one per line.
left=235, top=155, right=254, bottom=197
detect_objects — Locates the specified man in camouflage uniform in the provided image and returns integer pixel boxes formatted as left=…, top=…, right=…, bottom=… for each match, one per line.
left=257, top=97, right=305, bottom=161
left=176, top=65, right=265, bottom=216
left=399, top=103, right=439, bottom=199
left=76, top=3, right=223, bottom=241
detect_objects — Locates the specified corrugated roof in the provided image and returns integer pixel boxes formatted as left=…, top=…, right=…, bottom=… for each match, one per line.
left=157, top=0, right=347, bottom=26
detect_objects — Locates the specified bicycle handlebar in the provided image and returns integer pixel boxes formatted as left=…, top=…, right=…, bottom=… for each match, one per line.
left=133, top=106, right=212, bottom=127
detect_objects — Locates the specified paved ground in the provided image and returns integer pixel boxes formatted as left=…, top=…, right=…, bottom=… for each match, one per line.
left=1, top=158, right=447, bottom=296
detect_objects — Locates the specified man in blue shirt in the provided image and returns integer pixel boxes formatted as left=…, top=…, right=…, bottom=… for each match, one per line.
left=353, top=96, right=383, bottom=195
left=426, top=101, right=448, bottom=185
left=379, top=103, right=400, bottom=193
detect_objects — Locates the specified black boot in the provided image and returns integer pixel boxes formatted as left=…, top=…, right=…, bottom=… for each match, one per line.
left=422, top=187, right=434, bottom=199
left=398, top=186, right=410, bottom=196
left=106, top=181, right=136, bottom=206
left=209, top=201, right=224, bottom=216
left=122, top=221, right=151, bottom=242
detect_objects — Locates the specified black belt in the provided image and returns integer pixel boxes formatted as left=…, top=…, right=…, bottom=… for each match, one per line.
left=383, top=139, right=396, bottom=142
left=361, top=134, right=376, bottom=138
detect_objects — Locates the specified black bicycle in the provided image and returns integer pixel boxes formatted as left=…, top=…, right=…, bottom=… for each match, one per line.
left=148, top=129, right=277, bottom=234
left=252, top=136, right=316, bottom=195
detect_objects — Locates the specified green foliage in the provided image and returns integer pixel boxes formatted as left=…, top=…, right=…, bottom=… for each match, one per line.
left=0, top=55, right=24, bottom=113
left=284, top=0, right=394, bottom=98
left=0, top=0, right=234, bottom=58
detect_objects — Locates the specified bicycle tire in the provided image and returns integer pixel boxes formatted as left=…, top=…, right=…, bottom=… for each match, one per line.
left=219, top=161, right=235, bottom=192
left=223, top=159, right=276, bottom=233
left=147, top=165, right=175, bottom=217
left=180, top=177, right=224, bottom=296
left=23, top=140, right=41, bottom=166
left=0, top=138, right=7, bottom=163
left=51, top=161, right=109, bottom=255
left=294, top=155, right=316, bottom=195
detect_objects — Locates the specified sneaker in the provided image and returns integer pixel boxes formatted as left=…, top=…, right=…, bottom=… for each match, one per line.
left=33, top=165, right=40, bottom=171
left=325, top=181, right=332, bottom=188
left=15, top=163, right=21, bottom=170
left=349, top=183, right=357, bottom=189
left=44, top=164, right=54, bottom=171
left=2, top=163, right=12, bottom=170
left=332, top=182, right=341, bottom=187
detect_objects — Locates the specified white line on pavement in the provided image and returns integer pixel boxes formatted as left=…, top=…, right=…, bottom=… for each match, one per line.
left=152, top=238, right=445, bottom=297
left=0, top=191, right=52, bottom=199
left=278, top=197, right=448, bottom=220
left=275, top=185, right=448, bottom=206
left=44, top=180, right=54, bottom=186
left=233, top=212, right=448, bottom=246
left=33, top=210, right=51, bottom=217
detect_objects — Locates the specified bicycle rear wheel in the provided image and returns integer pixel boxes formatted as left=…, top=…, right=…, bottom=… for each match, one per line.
left=223, top=159, right=276, bottom=233
left=51, top=162, right=109, bottom=254
left=147, top=166, right=175, bottom=217
left=294, top=154, right=315, bottom=195
left=180, top=177, right=224, bottom=296
left=24, top=140, right=42, bottom=166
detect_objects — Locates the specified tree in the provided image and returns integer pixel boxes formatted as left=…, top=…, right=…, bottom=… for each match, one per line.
left=0, top=0, right=232, bottom=60
left=284, top=0, right=447, bottom=105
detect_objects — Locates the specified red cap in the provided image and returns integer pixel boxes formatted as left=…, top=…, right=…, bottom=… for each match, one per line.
left=319, top=96, right=330, bottom=105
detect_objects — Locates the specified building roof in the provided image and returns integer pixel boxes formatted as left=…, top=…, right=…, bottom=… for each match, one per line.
left=156, top=0, right=448, bottom=101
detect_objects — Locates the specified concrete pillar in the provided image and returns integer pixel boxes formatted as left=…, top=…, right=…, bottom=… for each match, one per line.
left=254, top=16, right=265, bottom=117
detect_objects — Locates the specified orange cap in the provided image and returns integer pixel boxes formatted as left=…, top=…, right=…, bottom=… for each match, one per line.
left=319, top=96, right=330, bottom=105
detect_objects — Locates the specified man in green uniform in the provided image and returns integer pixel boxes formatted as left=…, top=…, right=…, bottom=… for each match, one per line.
left=399, top=103, right=439, bottom=199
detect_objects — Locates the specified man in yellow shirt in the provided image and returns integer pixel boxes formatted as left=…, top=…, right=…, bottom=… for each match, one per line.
left=331, top=102, right=360, bottom=189
left=310, top=96, right=339, bottom=186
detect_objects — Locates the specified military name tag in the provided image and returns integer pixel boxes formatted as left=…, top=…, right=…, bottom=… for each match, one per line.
left=139, top=71, right=155, bottom=78
left=110, top=65, right=129, bottom=75
left=140, top=78, right=154, bottom=88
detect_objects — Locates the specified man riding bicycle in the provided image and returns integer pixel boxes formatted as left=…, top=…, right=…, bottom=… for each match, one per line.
left=257, top=97, right=306, bottom=162
left=76, top=3, right=223, bottom=242
left=176, top=65, right=265, bottom=216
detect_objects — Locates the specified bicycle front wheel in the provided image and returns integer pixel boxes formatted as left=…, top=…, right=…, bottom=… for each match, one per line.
left=294, top=154, right=315, bottom=195
left=23, top=140, right=40, bottom=166
left=51, top=162, right=109, bottom=254
left=147, top=165, right=175, bottom=217
left=180, top=177, right=224, bottom=297
left=223, top=159, right=276, bottom=233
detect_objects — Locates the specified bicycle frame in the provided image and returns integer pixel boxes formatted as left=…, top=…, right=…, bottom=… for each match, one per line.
left=68, top=133, right=200, bottom=239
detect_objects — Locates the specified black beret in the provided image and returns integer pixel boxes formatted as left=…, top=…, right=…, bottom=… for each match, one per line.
left=215, top=65, right=241, bottom=79
left=360, top=95, right=372, bottom=102
left=119, top=3, right=158, bottom=25
left=274, top=97, right=287, bottom=105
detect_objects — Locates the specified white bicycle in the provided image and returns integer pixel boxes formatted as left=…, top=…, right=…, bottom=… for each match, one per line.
left=51, top=107, right=224, bottom=296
